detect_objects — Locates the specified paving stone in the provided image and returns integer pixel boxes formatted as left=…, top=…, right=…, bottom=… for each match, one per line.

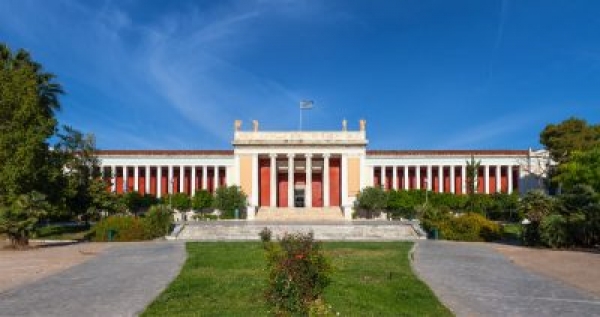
left=413, top=241, right=600, bottom=317
left=0, top=242, right=185, bottom=317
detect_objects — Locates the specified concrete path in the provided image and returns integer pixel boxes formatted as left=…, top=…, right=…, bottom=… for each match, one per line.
left=413, top=241, right=600, bottom=317
left=0, top=242, right=186, bottom=317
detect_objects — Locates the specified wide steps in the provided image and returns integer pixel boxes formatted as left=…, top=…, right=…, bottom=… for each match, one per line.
left=175, top=221, right=425, bottom=241
left=255, top=207, right=345, bottom=221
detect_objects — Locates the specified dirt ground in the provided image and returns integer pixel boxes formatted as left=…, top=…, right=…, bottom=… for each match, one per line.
left=0, top=241, right=110, bottom=293
left=495, top=244, right=600, bottom=297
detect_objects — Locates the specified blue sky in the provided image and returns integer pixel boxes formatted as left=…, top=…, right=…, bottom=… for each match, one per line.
left=1, top=0, right=598, bottom=150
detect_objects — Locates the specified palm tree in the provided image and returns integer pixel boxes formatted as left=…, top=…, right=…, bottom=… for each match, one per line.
left=0, top=43, right=64, bottom=117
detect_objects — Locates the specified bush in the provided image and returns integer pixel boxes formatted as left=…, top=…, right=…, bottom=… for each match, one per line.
left=540, top=214, right=570, bottom=248
left=92, top=216, right=147, bottom=241
left=143, top=205, right=173, bottom=238
left=213, top=186, right=247, bottom=219
left=263, top=231, right=332, bottom=315
left=162, top=193, right=191, bottom=211
left=355, top=186, right=387, bottom=219
left=425, top=212, right=501, bottom=242
left=192, top=190, right=213, bottom=211
left=92, top=206, right=173, bottom=241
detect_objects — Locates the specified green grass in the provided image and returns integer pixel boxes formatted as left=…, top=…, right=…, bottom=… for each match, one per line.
left=34, top=224, right=91, bottom=240
left=501, top=223, right=522, bottom=242
left=142, top=242, right=452, bottom=317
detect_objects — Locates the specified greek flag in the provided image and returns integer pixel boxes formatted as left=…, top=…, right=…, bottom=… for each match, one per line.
left=300, top=100, right=314, bottom=109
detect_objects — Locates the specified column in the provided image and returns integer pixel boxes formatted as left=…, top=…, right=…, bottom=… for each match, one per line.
left=168, top=165, right=174, bottom=194
left=392, top=166, right=398, bottom=190
left=157, top=166, right=162, bottom=198
left=508, top=165, right=513, bottom=194
left=287, top=154, right=295, bottom=207
left=270, top=154, right=277, bottom=207
left=461, top=165, right=467, bottom=194
left=111, top=165, right=116, bottom=192
left=251, top=155, right=259, bottom=206
left=202, top=166, right=208, bottom=190
left=450, top=165, right=455, bottom=194
left=427, top=165, right=432, bottom=191
left=381, top=165, right=387, bottom=190
left=496, top=165, right=501, bottom=193
left=134, top=166, right=139, bottom=192
left=191, top=166, right=196, bottom=195
left=403, top=165, right=409, bottom=190
left=305, top=154, right=312, bottom=208
left=438, top=165, right=443, bottom=193
left=484, top=165, right=490, bottom=194
left=214, top=165, right=219, bottom=190
left=341, top=154, right=348, bottom=206
left=145, top=166, right=150, bottom=194
left=179, top=165, right=185, bottom=193
left=416, top=166, right=421, bottom=190
left=123, top=166, right=128, bottom=192
left=323, top=154, right=330, bottom=207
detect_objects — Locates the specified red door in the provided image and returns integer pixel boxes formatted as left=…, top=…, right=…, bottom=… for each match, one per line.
left=259, top=158, right=270, bottom=207
left=312, top=173, right=323, bottom=207
left=278, top=173, right=288, bottom=207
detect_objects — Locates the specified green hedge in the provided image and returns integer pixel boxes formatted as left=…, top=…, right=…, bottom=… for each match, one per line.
left=92, top=205, right=173, bottom=241
left=422, top=210, right=501, bottom=242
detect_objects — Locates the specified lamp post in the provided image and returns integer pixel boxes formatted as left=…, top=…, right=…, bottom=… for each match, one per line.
left=521, top=218, right=531, bottom=245
left=169, top=179, right=174, bottom=210
left=424, top=178, right=429, bottom=206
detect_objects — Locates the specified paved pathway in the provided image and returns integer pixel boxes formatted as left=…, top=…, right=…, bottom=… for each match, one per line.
left=0, top=242, right=186, bottom=317
left=413, top=241, right=600, bottom=317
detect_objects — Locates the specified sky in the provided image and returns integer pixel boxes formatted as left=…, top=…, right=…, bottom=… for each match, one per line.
left=0, top=0, right=598, bottom=150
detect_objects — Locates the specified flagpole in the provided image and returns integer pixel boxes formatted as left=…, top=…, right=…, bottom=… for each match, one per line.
left=299, top=100, right=314, bottom=131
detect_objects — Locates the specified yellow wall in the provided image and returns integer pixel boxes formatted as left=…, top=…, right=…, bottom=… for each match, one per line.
left=239, top=155, right=253, bottom=198
left=347, top=157, right=361, bottom=198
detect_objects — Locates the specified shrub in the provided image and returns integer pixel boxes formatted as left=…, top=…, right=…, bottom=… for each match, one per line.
left=540, top=214, right=570, bottom=248
left=192, top=189, right=213, bottom=211
left=213, top=186, right=247, bottom=219
left=263, top=232, right=332, bottom=315
left=92, top=216, right=146, bottom=242
left=162, top=193, right=191, bottom=211
left=259, top=227, right=272, bottom=243
left=355, top=186, right=387, bottom=219
left=426, top=212, right=501, bottom=242
left=143, top=205, right=173, bottom=238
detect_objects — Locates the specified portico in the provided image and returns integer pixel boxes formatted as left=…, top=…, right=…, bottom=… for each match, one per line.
left=233, top=120, right=368, bottom=212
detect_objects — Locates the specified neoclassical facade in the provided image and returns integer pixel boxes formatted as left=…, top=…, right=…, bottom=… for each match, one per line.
left=98, top=120, right=548, bottom=211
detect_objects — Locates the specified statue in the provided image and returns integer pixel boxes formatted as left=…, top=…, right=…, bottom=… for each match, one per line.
left=342, top=119, right=347, bottom=131
left=252, top=120, right=259, bottom=132
left=234, top=120, right=242, bottom=132
left=359, top=119, right=366, bottom=131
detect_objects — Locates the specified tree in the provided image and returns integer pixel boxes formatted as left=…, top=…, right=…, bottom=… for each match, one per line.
left=213, top=186, right=247, bottom=219
left=519, top=190, right=555, bottom=246
left=540, top=117, right=600, bottom=164
left=163, top=193, right=191, bottom=211
left=0, top=44, right=63, bottom=201
left=0, top=191, right=48, bottom=248
left=53, top=126, right=103, bottom=218
left=354, top=186, right=388, bottom=219
left=555, top=147, right=600, bottom=193
left=465, top=155, right=481, bottom=195
left=192, top=189, right=213, bottom=211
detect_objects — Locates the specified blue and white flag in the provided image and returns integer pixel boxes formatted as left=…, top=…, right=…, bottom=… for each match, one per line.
left=300, top=100, right=314, bottom=109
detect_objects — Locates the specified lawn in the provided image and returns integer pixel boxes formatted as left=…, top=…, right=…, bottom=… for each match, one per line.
left=142, top=242, right=452, bottom=317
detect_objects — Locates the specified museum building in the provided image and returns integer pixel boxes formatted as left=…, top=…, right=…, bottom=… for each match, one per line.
left=98, top=120, right=547, bottom=213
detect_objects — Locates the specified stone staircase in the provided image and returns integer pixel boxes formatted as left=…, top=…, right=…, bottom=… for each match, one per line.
left=174, top=220, right=426, bottom=241
left=255, top=207, right=345, bottom=221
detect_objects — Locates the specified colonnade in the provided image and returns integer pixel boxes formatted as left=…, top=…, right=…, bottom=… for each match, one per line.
left=256, top=153, right=343, bottom=208
left=372, top=164, right=519, bottom=194
left=102, top=165, right=227, bottom=198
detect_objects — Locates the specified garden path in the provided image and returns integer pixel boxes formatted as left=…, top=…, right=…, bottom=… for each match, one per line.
left=0, top=241, right=185, bottom=317
left=413, top=240, right=600, bottom=317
